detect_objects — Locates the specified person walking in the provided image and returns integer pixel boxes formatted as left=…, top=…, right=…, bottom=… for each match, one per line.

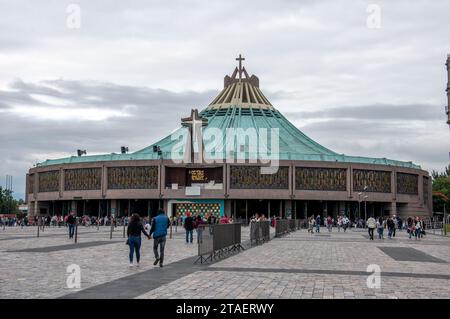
left=67, top=212, right=77, bottom=239
left=184, top=212, right=194, bottom=244
left=367, top=216, right=376, bottom=240
left=308, top=216, right=315, bottom=234
left=315, top=215, right=321, bottom=233
left=149, top=209, right=170, bottom=268
left=342, top=216, right=349, bottom=232
left=326, top=216, right=333, bottom=232
left=126, top=213, right=150, bottom=268
left=415, top=218, right=422, bottom=240
left=376, top=217, right=384, bottom=239
left=387, top=217, right=395, bottom=239
left=392, top=215, right=398, bottom=237
left=195, top=215, right=206, bottom=244
left=407, top=217, right=414, bottom=239
left=337, top=216, right=342, bottom=232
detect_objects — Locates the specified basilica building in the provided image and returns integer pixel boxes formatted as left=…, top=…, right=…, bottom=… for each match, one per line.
left=26, top=56, right=432, bottom=220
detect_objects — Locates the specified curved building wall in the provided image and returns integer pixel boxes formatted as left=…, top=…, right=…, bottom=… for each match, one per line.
left=27, top=159, right=432, bottom=218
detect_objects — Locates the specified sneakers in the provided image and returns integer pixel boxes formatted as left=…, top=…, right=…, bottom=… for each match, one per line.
left=136, top=263, right=140, bottom=268
left=153, top=258, right=160, bottom=266
left=129, top=263, right=134, bottom=268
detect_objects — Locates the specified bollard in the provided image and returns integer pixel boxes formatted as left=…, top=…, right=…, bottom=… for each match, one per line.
left=37, top=223, right=40, bottom=238
left=123, top=223, right=126, bottom=238
left=170, top=223, right=173, bottom=239
left=74, top=224, right=78, bottom=243
left=110, top=222, right=113, bottom=240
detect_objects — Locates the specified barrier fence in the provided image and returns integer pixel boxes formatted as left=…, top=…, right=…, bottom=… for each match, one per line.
left=250, top=221, right=270, bottom=245
left=196, top=223, right=244, bottom=264
left=275, top=219, right=301, bottom=237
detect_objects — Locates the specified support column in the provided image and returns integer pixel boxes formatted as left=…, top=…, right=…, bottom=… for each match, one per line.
left=390, top=202, right=397, bottom=217
left=71, top=201, right=76, bottom=215
left=110, top=199, right=117, bottom=217
left=224, top=200, right=232, bottom=217
left=304, top=201, right=308, bottom=219
left=268, top=200, right=270, bottom=218
left=34, top=200, right=38, bottom=217
left=245, top=200, right=248, bottom=222
left=285, top=200, right=292, bottom=219
left=279, top=201, right=283, bottom=218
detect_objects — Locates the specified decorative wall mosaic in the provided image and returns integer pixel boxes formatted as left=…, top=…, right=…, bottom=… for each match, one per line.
left=64, top=168, right=102, bottom=191
left=107, top=166, right=158, bottom=189
left=397, top=173, right=418, bottom=195
left=353, top=169, right=391, bottom=193
left=230, top=166, right=289, bottom=189
left=296, top=167, right=347, bottom=191
left=38, top=171, right=60, bottom=192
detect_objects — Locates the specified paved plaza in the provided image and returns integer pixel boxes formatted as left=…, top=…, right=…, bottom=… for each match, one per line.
left=1, top=225, right=449, bottom=299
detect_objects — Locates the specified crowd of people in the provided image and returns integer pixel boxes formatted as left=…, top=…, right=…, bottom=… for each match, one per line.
left=305, top=214, right=427, bottom=241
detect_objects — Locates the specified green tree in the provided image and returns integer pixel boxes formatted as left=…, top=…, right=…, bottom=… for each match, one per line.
left=432, top=166, right=450, bottom=213
left=0, top=187, right=21, bottom=215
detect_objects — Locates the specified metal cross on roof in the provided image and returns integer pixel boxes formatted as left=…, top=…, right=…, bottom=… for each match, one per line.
left=236, top=54, right=245, bottom=81
left=181, top=109, right=208, bottom=163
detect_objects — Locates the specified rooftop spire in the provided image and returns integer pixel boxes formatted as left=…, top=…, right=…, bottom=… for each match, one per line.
left=236, top=54, right=245, bottom=81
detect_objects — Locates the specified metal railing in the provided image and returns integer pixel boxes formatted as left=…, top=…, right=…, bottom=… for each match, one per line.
left=196, top=223, right=244, bottom=264
left=275, top=219, right=290, bottom=237
left=250, top=221, right=270, bottom=245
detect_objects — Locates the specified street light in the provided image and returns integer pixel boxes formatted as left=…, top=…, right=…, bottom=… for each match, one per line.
left=153, top=145, right=163, bottom=209
left=358, top=192, right=363, bottom=220
left=77, top=149, right=87, bottom=157
left=364, top=195, right=369, bottom=221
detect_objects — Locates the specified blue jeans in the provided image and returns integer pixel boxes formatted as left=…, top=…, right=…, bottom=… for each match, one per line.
left=377, top=227, right=384, bottom=239
left=153, top=236, right=166, bottom=264
left=388, top=228, right=394, bottom=238
left=186, top=229, right=193, bottom=243
left=315, top=224, right=320, bottom=233
left=415, top=229, right=421, bottom=238
left=128, top=236, right=142, bottom=263
left=68, top=224, right=75, bottom=238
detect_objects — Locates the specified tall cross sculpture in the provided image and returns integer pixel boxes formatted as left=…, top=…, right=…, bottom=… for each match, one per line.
left=236, top=54, right=245, bottom=81
left=181, top=109, right=208, bottom=164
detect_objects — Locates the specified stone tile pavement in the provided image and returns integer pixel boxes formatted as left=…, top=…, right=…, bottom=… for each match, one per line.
left=1, top=225, right=449, bottom=299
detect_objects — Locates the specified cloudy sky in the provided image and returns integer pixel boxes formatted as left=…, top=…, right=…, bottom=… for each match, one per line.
left=0, top=0, right=449, bottom=200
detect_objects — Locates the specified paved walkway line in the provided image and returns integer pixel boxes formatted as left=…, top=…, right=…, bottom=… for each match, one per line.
left=203, top=266, right=450, bottom=280
left=8, top=240, right=123, bottom=253
left=60, top=256, right=202, bottom=299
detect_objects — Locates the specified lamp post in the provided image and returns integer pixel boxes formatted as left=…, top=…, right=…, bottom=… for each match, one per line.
left=358, top=192, right=362, bottom=221
left=364, top=195, right=368, bottom=221
left=153, top=145, right=163, bottom=209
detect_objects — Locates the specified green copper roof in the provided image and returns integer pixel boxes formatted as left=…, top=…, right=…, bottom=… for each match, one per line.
left=36, top=67, right=421, bottom=170
left=37, top=104, right=421, bottom=169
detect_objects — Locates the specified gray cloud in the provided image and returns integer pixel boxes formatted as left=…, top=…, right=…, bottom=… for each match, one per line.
left=285, top=104, right=444, bottom=121
left=1, top=0, right=450, bottom=200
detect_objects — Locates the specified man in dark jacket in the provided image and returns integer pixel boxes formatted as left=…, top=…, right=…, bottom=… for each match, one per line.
left=387, top=217, right=395, bottom=239
left=184, top=212, right=194, bottom=244
left=67, top=212, right=77, bottom=239
left=150, top=209, right=170, bottom=267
